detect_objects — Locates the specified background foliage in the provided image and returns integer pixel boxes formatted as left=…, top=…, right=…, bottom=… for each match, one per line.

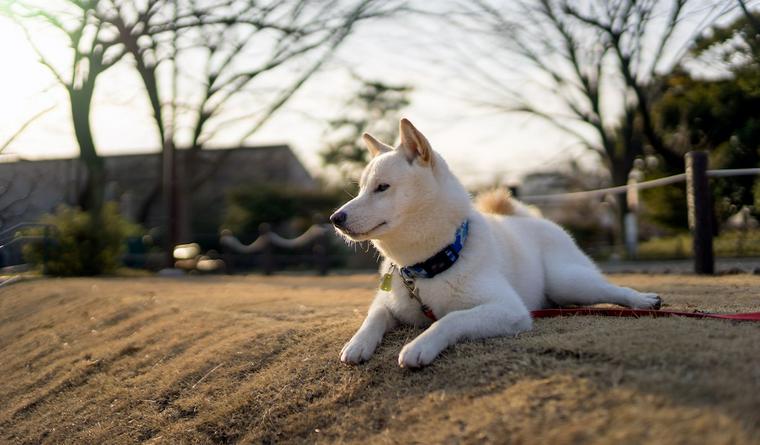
left=320, top=77, right=411, bottom=184
left=223, top=185, right=345, bottom=236
left=23, top=204, right=139, bottom=276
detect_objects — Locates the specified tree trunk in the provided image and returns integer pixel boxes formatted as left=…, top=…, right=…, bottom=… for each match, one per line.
left=177, top=148, right=197, bottom=243
left=116, top=23, right=176, bottom=250
left=70, top=87, right=104, bottom=213
left=607, top=156, right=628, bottom=251
left=137, top=184, right=160, bottom=224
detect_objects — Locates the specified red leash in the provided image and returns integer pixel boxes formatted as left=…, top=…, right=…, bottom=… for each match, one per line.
left=530, top=308, right=760, bottom=322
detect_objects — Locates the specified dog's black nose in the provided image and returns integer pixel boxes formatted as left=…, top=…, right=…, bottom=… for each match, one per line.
left=330, top=211, right=347, bottom=227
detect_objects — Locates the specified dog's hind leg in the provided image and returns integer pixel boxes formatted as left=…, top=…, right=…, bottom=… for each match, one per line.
left=544, top=262, right=661, bottom=309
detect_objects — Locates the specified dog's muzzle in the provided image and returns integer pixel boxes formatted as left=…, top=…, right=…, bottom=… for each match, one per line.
left=330, top=211, right=347, bottom=228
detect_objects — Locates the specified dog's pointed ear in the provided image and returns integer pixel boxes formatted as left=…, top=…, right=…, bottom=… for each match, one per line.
left=362, top=133, right=392, bottom=158
left=398, top=118, right=433, bottom=165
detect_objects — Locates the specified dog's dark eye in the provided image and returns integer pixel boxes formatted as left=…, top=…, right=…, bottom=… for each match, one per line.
left=375, top=183, right=390, bottom=193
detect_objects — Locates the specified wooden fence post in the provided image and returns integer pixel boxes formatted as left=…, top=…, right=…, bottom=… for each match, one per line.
left=313, top=231, right=329, bottom=276
left=42, top=225, right=50, bottom=275
left=259, top=223, right=275, bottom=276
left=220, top=229, right=235, bottom=274
left=685, top=151, right=714, bottom=275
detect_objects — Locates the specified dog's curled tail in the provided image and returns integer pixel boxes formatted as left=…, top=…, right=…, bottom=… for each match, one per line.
left=475, top=188, right=541, bottom=217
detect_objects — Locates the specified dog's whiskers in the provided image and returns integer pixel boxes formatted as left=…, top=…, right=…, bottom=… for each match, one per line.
left=343, top=184, right=358, bottom=199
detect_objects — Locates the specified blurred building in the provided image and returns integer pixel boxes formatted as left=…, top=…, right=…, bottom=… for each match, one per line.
left=0, top=145, right=316, bottom=232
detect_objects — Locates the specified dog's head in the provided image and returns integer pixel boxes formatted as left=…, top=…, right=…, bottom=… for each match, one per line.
left=330, top=118, right=439, bottom=241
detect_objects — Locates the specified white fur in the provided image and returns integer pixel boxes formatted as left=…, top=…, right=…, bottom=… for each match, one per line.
left=334, top=120, right=660, bottom=368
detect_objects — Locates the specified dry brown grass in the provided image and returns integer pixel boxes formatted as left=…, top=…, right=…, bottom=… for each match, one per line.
left=1, top=273, right=759, bottom=445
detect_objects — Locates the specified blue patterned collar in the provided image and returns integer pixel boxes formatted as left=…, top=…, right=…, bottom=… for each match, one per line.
left=397, top=220, right=469, bottom=280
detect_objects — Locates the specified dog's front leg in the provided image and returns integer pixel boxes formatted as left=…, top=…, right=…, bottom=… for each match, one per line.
left=341, top=299, right=397, bottom=364
left=398, top=303, right=532, bottom=368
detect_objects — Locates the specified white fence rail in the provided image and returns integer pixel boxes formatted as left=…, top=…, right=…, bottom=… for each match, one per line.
left=522, top=168, right=760, bottom=203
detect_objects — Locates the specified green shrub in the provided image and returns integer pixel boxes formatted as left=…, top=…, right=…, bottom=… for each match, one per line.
left=23, top=204, right=140, bottom=276
left=223, top=185, right=344, bottom=235
left=640, top=178, right=689, bottom=233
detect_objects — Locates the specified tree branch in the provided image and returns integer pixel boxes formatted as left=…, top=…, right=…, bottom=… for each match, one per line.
left=0, top=105, right=56, bottom=153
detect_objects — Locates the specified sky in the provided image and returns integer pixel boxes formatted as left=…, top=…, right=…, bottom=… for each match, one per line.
left=0, top=1, right=746, bottom=187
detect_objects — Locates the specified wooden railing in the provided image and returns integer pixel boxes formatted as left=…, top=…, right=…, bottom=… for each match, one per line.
left=521, top=151, right=760, bottom=275
left=220, top=223, right=332, bottom=275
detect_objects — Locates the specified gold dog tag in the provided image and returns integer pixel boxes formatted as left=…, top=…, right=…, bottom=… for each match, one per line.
left=380, top=273, right=393, bottom=291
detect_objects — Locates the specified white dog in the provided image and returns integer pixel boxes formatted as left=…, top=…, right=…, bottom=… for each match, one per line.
left=330, top=119, right=661, bottom=368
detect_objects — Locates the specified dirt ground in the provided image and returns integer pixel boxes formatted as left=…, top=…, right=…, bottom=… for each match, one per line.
left=1, top=273, right=759, bottom=445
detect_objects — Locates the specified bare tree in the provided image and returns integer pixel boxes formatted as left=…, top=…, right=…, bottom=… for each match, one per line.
left=737, top=0, right=760, bottom=37
left=0, top=173, right=39, bottom=230
left=0, top=106, right=53, bottom=229
left=2, top=0, right=126, bottom=212
left=99, top=0, right=403, bottom=242
left=455, top=0, right=734, bottom=186
left=320, top=75, right=412, bottom=184
left=0, top=105, right=54, bottom=154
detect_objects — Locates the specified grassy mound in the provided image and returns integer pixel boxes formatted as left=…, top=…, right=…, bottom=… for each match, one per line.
left=1, top=274, right=759, bottom=444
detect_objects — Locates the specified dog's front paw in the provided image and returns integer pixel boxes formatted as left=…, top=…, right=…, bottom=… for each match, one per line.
left=629, top=292, right=662, bottom=310
left=340, top=335, right=378, bottom=364
left=398, top=338, right=444, bottom=368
